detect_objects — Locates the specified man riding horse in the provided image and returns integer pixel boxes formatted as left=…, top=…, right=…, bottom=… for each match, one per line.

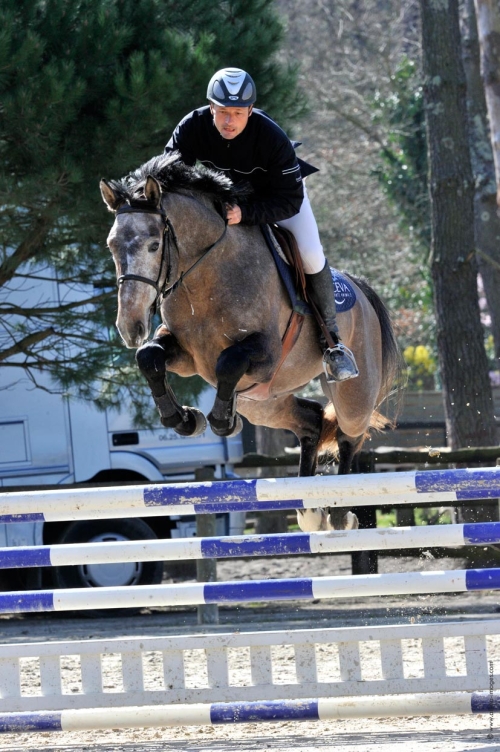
left=163, top=67, right=358, bottom=383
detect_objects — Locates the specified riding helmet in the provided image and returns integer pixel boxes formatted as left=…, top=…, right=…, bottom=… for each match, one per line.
left=207, top=68, right=257, bottom=107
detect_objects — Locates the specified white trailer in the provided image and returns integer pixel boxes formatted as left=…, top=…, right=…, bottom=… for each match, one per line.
left=0, top=270, right=244, bottom=593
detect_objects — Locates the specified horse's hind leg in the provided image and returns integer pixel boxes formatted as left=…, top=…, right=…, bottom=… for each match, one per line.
left=328, top=428, right=362, bottom=531
left=292, top=397, right=324, bottom=477
left=136, top=328, right=206, bottom=437
left=293, top=398, right=333, bottom=532
left=208, top=332, right=275, bottom=437
left=337, top=429, right=364, bottom=475
left=237, top=394, right=328, bottom=532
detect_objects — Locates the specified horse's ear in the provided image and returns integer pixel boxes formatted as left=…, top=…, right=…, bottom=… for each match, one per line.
left=144, top=175, right=162, bottom=208
left=100, top=179, right=124, bottom=212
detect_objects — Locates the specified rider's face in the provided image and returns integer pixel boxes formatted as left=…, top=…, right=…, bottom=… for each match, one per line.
left=210, top=103, right=253, bottom=139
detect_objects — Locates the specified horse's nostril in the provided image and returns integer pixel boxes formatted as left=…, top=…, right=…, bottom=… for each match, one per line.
left=135, top=321, right=145, bottom=341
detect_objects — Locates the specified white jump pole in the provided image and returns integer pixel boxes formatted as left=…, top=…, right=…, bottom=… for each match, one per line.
left=0, top=691, right=498, bottom=732
left=0, top=521, right=498, bottom=569
left=0, top=466, right=498, bottom=522
left=0, top=566, right=498, bottom=613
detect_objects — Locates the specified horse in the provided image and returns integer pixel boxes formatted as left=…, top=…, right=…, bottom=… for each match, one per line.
left=100, top=153, right=401, bottom=532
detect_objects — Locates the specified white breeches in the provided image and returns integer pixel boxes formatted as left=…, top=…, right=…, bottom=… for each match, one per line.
left=276, top=185, right=325, bottom=274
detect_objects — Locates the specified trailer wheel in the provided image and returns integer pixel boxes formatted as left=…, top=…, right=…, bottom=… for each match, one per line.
left=53, top=519, right=163, bottom=615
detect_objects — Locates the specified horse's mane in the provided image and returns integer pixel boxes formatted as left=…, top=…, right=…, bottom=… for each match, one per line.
left=108, top=152, right=245, bottom=204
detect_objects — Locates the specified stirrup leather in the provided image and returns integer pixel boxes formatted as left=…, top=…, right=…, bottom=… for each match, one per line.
left=323, top=342, right=359, bottom=383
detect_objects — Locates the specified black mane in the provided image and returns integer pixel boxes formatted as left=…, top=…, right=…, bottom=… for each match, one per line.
left=108, top=152, right=244, bottom=205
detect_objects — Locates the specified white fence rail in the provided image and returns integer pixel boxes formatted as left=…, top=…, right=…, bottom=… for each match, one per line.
left=0, top=620, right=497, bottom=713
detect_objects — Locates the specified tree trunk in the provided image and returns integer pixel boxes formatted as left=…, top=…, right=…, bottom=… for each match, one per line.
left=420, top=0, right=497, bottom=453
left=254, top=426, right=295, bottom=534
left=474, top=0, right=500, bottom=204
left=462, top=0, right=500, bottom=362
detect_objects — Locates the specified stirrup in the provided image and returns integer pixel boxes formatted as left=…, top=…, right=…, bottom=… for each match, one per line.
left=323, top=342, right=359, bottom=383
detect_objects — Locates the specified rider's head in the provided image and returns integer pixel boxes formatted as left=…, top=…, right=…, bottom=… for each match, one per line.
left=207, top=68, right=256, bottom=140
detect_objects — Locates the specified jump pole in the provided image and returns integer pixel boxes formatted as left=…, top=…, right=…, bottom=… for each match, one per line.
left=1, top=566, right=499, bottom=613
left=1, top=469, right=500, bottom=731
left=0, top=466, right=499, bottom=522
left=0, top=521, right=499, bottom=569
left=0, top=691, right=499, bottom=732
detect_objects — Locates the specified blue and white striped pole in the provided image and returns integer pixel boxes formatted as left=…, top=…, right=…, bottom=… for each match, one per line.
left=1, top=566, right=499, bottom=613
left=0, top=692, right=499, bottom=732
left=1, top=522, right=499, bottom=569
left=0, top=467, right=499, bottom=523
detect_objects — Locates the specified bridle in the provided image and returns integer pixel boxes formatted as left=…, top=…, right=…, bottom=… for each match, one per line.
left=115, top=200, right=228, bottom=313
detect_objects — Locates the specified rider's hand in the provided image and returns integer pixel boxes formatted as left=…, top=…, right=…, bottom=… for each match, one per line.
left=226, top=204, right=242, bottom=225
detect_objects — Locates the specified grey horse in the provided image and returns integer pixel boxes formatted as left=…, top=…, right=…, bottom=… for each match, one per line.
left=100, top=154, right=401, bottom=531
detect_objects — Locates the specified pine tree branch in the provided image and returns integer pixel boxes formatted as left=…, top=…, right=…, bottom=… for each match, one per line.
left=0, top=215, right=54, bottom=287
left=0, top=291, right=114, bottom=317
left=0, top=328, right=56, bottom=362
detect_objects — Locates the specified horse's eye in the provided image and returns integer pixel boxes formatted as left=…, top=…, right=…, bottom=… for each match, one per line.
left=149, top=242, right=160, bottom=253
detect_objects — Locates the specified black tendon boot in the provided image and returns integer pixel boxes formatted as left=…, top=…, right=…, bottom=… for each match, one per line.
left=307, top=261, right=359, bottom=382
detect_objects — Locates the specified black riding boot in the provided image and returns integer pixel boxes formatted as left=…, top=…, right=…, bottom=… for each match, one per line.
left=306, top=260, right=359, bottom=382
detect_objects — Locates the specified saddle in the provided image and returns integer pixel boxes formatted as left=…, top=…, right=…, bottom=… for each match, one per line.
left=262, top=225, right=339, bottom=347
left=238, top=225, right=326, bottom=401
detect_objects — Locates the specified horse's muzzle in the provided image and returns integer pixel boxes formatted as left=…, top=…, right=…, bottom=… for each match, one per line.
left=117, top=319, right=148, bottom=349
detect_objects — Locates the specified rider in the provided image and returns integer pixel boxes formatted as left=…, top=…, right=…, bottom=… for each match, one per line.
left=163, top=67, right=358, bottom=382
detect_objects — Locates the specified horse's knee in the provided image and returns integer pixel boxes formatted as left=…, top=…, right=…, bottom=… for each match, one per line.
left=136, top=333, right=183, bottom=375
left=215, top=346, right=251, bottom=387
left=215, top=332, right=272, bottom=400
left=136, top=341, right=166, bottom=374
left=135, top=341, right=168, bottom=397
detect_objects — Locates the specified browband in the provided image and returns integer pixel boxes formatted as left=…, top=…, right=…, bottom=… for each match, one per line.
left=116, top=203, right=163, bottom=216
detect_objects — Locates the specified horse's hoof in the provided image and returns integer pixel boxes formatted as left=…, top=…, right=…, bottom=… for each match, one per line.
left=161, top=408, right=207, bottom=437
left=208, top=413, right=243, bottom=437
left=328, top=509, right=359, bottom=530
left=344, top=511, right=359, bottom=530
left=296, top=508, right=328, bottom=532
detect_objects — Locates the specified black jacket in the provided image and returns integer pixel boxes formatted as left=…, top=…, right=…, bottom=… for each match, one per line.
left=164, top=106, right=318, bottom=225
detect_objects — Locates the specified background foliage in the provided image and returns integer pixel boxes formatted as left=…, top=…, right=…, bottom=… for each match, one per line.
left=0, top=0, right=305, bottom=421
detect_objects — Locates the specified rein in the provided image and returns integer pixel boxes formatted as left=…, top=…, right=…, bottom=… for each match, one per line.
left=115, top=201, right=228, bottom=311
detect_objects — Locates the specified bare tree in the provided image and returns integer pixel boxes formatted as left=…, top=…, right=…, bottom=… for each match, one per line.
left=275, top=0, right=441, bottom=368
left=420, top=0, right=497, bottom=454
left=473, top=0, right=500, bottom=204
left=462, top=0, right=500, bottom=362
left=276, top=1, right=421, bottom=276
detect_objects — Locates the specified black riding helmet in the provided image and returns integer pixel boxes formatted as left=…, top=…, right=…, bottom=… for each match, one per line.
left=207, top=68, right=257, bottom=107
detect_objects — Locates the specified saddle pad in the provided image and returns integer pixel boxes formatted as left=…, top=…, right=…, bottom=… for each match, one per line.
left=333, top=269, right=357, bottom=313
left=262, top=225, right=357, bottom=314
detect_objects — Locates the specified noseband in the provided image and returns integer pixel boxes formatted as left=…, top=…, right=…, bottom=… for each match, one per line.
left=115, top=201, right=228, bottom=312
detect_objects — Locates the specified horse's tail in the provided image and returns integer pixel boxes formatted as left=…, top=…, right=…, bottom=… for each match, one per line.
left=318, top=273, right=404, bottom=457
left=319, top=403, right=389, bottom=456
left=346, top=272, right=404, bottom=406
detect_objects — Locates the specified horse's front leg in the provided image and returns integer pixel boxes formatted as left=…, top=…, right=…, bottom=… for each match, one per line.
left=136, top=327, right=207, bottom=437
left=207, top=332, right=274, bottom=437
